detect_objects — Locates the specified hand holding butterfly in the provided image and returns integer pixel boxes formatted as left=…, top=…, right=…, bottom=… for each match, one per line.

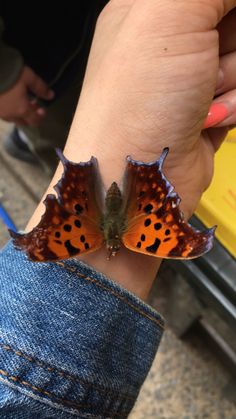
left=26, top=0, right=236, bottom=299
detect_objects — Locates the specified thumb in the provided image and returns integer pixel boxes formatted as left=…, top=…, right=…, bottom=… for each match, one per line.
left=222, top=0, right=236, bottom=16
left=23, top=66, right=54, bottom=100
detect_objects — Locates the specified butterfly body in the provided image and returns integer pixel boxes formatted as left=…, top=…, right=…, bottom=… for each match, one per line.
left=101, top=182, right=127, bottom=258
left=10, top=148, right=215, bottom=262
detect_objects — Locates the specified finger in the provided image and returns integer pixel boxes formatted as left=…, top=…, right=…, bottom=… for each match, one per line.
left=24, top=112, right=45, bottom=127
left=23, top=117, right=41, bottom=127
left=23, top=104, right=45, bottom=126
left=203, top=90, right=236, bottom=128
left=206, top=126, right=229, bottom=151
left=24, top=66, right=54, bottom=100
left=29, top=99, right=46, bottom=117
left=3, top=117, right=27, bottom=126
left=36, top=107, right=46, bottom=117
left=203, top=102, right=229, bottom=128
left=221, top=0, right=236, bottom=16
left=15, top=118, right=28, bottom=126
left=15, top=97, right=45, bottom=126
left=209, top=0, right=236, bottom=25
left=215, top=51, right=236, bottom=95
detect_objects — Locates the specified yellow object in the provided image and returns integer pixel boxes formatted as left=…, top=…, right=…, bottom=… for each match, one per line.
left=195, top=129, right=236, bottom=258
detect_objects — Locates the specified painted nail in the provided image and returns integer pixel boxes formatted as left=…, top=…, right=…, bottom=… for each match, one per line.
left=203, top=103, right=229, bottom=129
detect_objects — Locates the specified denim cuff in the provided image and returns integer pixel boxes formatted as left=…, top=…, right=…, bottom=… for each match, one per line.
left=0, top=241, right=164, bottom=418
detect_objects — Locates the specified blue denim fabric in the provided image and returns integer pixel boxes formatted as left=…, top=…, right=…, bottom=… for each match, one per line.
left=0, top=241, right=164, bottom=418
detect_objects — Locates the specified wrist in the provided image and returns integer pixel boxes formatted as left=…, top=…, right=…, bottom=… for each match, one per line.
left=27, top=106, right=163, bottom=300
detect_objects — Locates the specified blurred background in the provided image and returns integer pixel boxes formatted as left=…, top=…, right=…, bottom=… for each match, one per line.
left=0, top=120, right=235, bottom=418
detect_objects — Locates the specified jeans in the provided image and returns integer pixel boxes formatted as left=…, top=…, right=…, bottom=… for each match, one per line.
left=0, top=241, right=164, bottom=418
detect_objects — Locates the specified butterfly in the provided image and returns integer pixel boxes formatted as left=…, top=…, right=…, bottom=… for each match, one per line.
left=10, top=148, right=215, bottom=262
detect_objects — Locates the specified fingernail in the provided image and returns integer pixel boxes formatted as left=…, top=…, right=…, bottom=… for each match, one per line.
left=203, top=103, right=229, bottom=129
left=48, top=89, right=55, bottom=99
left=37, top=107, right=45, bottom=116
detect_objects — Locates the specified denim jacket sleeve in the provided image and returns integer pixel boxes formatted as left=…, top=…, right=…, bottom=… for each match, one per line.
left=0, top=241, right=164, bottom=418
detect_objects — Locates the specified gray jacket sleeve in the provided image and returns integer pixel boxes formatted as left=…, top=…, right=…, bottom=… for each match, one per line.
left=0, top=17, right=24, bottom=93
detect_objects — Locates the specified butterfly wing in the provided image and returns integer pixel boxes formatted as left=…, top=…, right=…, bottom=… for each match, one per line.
left=122, top=148, right=215, bottom=259
left=54, top=149, right=104, bottom=219
left=10, top=151, right=104, bottom=261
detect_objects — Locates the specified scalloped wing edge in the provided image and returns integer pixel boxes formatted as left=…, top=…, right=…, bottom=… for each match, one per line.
left=54, top=148, right=98, bottom=196
left=125, top=147, right=176, bottom=207
left=126, top=147, right=169, bottom=169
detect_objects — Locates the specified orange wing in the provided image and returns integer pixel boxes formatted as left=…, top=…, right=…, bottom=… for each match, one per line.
left=122, top=148, right=215, bottom=259
left=54, top=149, right=104, bottom=219
left=10, top=151, right=104, bottom=261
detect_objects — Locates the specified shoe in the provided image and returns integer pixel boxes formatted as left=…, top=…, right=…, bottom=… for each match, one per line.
left=4, top=127, right=39, bottom=164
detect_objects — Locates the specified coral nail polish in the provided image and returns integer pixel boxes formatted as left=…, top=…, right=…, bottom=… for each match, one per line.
left=203, top=103, right=229, bottom=129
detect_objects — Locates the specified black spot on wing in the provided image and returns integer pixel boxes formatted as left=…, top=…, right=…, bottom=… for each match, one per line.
left=63, top=224, right=72, bottom=232
left=146, top=238, right=161, bottom=254
left=84, top=242, right=90, bottom=250
left=144, top=218, right=151, bottom=227
left=144, top=203, right=153, bottom=214
left=136, top=241, right=142, bottom=248
left=55, top=232, right=61, bottom=238
left=141, top=234, right=146, bottom=241
left=64, top=240, right=80, bottom=256
left=74, top=204, right=83, bottom=214
left=138, top=191, right=145, bottom=198
left=74, top=219, right=81, bottom=228
left=154, top=222, right=162, bottom=230
left=41, top=249, right=58, bottom=261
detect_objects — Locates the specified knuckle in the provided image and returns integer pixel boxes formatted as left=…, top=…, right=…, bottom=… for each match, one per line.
left=35, top=78, right=45, bottom=92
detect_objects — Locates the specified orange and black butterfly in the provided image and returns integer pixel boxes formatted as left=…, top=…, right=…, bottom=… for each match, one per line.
left=10, top=148, right=215, bottom=262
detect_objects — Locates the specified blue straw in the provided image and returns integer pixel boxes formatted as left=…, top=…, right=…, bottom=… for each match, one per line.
left=0, top=203, right=17, bottom=232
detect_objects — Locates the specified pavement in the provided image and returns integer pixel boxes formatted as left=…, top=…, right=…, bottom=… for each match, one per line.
left=0, top=120, right=235, bottom=418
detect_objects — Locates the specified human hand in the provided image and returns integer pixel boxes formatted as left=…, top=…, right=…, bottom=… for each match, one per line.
left=0, top=65, right=54, bottom=126
left=203, top=7, right=236, bottom=130
left=28, top=0, right=236, bottom=299
left=67, top=0, right=236, bottom=219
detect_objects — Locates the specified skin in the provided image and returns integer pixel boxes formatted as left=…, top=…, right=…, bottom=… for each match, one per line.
left=0, top=65, right=54, bottom=126
left=27, top=0, right=236, bottom=300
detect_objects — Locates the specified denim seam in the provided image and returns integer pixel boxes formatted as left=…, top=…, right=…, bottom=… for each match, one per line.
left=0, top=368, right=130, bottom=417
left=0, top=342, right=135, bottom=402
left=56, top=261, right=164, bottom=329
